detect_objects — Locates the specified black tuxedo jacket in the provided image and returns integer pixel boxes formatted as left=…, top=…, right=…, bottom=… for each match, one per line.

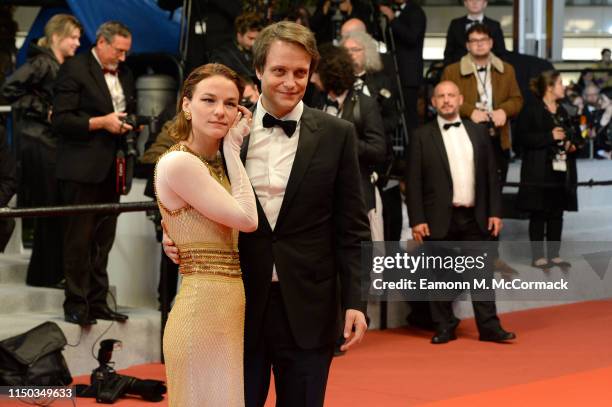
left=388, top=1, right=426, bottom=87
left=209, top=42, right=257, bottom=85
left=340, top=90, right=386, bottom=210
left=239, top=105, right=371, bottom=351
left=361, top=71, right=399, bottom=135
left=52, top=51, right=135, bottom=184
left=405, top=119, right=501, bottom=239
left=443, top=16, right=506, bottom=66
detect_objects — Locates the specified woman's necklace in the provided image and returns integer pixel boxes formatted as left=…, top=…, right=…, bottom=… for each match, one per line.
left=178, top=144, right=224, bottom=182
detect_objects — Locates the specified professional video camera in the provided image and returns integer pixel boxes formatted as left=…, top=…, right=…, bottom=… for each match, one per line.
left=116, top=114, right=159, bottom=195
left=77, top=339, right=166, bottom=404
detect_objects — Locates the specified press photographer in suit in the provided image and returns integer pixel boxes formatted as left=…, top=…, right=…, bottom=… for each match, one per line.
left=443, top=0, right=506, bottom=66
left=52, top=21, right=135, bottom=326
left=406, top=81, right=516, bottom=345
left=379, top=0, right=426, bottom=130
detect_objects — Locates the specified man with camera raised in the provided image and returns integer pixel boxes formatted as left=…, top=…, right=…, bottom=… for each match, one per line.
left=52, top=21, right=135, bottom=326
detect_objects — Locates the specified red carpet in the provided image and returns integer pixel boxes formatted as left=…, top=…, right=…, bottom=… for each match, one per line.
left=42, top=300, right=612, bottom=406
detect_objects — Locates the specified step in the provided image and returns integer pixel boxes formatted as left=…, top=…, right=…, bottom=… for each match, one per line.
left=0, top=308, right=162, bottom=377
left=0, top=253, right=29, bottom=284
left=0, top=284, right=119, bottom=314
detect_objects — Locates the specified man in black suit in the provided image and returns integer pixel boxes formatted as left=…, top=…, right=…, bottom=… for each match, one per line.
left=405, top=80, right=516, bottom=344
left=209, top=12, right=264, bottom=85
left=443, top=0, right=506, bottom=66
left=52, top=21, right=135, bottom=326
left=164, top=22, right=370, bottom=407
left=379, top=0, right=426, bottom=130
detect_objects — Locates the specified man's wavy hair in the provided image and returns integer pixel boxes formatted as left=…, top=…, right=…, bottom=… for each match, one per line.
left=341, top=31, right=382, bottom=73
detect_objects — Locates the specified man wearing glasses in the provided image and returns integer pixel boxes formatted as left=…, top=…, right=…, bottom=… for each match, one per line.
left=441, top=23, right=522, bottom=275
left=52, top=21, right=135, bottom=326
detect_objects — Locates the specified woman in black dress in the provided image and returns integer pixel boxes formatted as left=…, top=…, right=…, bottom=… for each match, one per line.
left=516, top=70, right=579, bottom=270
left=1, top=14, right=81, bottom=286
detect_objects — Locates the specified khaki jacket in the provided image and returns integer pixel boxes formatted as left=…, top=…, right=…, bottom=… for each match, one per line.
left=441, top=53, right=523, bottom=150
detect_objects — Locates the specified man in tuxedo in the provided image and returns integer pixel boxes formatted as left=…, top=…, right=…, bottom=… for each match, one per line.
left=52, top=21, right=134, bottom=325
left=379, top=0, right=426, bottom=130
left=405, top=80, right=516, bottom=344
left=164, top=22, right=370, bottom=407
left=443, top=0, right=506, bottom=66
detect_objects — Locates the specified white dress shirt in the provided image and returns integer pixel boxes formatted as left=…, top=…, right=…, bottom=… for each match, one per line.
left=324, top=90, right=348, bottom=117
left=92, top=49, right=126, bottom=113
left=246, top=99, right=304, bottom=281
left=437, top=116, right=475, bottom=207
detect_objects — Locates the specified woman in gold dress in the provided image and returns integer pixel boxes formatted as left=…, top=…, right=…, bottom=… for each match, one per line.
left=155, top=63, right=257, bottom=406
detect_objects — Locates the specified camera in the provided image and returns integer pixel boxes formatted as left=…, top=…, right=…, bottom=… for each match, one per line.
left=77, top=339, right=166, bottom=404
left=121, top=114, right=159, bottom=158
left=558, top=101, right=586, bottom=149
left=117, top=114, right=159, bottom=195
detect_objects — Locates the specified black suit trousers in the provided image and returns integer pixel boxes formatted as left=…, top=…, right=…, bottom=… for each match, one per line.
left=245, top=284, right=334, bottom=407
left=59, top=168, right=119, bottom=314
left=428, top=207, right=502, bottom=335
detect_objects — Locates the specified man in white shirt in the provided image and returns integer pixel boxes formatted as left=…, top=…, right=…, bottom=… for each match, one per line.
left=405, top=80, right=516, bottom=344
left=443, top=0, right=507, bottom=65
left=164, top=22, right=370, bottom=407
left=52, top=21, right=135, bottom=326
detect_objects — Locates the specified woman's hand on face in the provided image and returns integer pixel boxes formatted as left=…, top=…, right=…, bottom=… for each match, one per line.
left=224, top=105, right=253, bottom=152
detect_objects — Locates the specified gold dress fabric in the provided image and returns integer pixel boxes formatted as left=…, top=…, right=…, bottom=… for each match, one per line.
left=156, top=144, right=245, bottom=407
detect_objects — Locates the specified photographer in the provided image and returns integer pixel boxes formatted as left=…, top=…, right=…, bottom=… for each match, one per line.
left=208, top=12, right=264, bottom=86
left=516, top=71, right=578, bottom=270
left=1, top=14, right=82, bottom=287
left=311, top=0, right=374, bottom=45
left=52, top=21, right=135, bottom=326
left=441, top=23, right=522, bottom=183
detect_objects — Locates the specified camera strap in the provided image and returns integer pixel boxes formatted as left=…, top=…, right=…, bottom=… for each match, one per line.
left=116, top=150, right=126, bottom=195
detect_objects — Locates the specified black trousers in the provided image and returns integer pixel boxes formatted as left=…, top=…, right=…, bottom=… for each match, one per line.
left=22, top=137, right=63, bottom=287
left=245, top=284, right=334, bottom=407
left=382, top=185, right=403, bottom=242
left=59, top=169, right=119, bottom=315
left=529, top=208, right=564, bottom=261
left=402, top=85, right=420, bottom=130
left=428, top=207, right=502, bottom=335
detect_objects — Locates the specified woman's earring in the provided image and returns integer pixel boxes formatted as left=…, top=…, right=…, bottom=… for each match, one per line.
left=183, top=110, right=192, bottom=121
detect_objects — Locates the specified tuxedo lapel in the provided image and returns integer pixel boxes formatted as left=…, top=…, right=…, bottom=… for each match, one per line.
left=240, top=126, right=272, bottom=233
left=240, top=134, right=250, bottom=164
left=340, top=91, right=355, bottom=122
left=275, top=106, right=322, bottom=229
left=88, top=53, right=114, bottom=112
left=431, top=122, right=452, bottom=181
left=463, top=121, right=479, bottom=176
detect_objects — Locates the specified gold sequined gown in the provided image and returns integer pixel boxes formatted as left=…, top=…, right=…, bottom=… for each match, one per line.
left=155, top=142, right=257, bottom=407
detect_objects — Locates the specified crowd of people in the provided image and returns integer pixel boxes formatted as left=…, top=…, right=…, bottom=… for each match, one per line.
left=0, top=1, right=611, bottom=406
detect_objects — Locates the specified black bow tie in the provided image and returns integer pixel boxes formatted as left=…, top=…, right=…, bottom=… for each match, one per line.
left=102, top=68, right=118, bottom=76
left=477, top=66, right=487, bottom=72
left=325, top=98, right=340, bottom=110
left=262, top=113, right=297, bottom=137
left=443, top=121, right=462, bottom=130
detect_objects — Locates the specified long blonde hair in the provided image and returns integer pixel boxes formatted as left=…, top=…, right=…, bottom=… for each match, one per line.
left=37, top=14, right=82, bottom=48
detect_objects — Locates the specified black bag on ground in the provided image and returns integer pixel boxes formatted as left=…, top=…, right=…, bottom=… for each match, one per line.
left=0, top=321, right=72, bottom=386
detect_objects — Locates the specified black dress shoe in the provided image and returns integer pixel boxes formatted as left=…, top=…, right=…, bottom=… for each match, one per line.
left=431, top=329, right=457, bottom=344
left=90, top=307, right=129, bottom=322
left=64, top=312, right=97, bottom=326
left=479, top=329, right=516, bottom=343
